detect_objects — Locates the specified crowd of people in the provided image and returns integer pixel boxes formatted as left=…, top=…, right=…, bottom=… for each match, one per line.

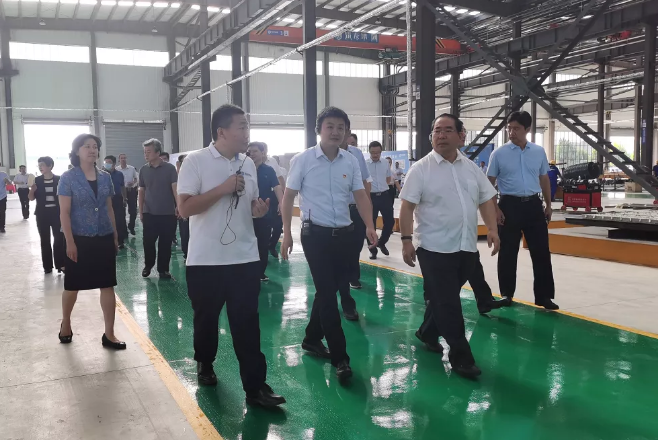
left=2, top=102, right=558, bottom=408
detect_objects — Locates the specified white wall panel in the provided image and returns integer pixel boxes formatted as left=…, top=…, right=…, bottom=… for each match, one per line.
left=330, top=77, right=380, bottom=115
left=95, top=33, right=167, bottom=51
left=11, top=29, right=90, bottom=46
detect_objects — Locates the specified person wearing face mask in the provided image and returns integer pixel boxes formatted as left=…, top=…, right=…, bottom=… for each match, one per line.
left=104, top=156, right=127, bottom=250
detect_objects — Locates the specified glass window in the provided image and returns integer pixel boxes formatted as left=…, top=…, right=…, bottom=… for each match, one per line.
left=10, top=42, right=89, bottom=63
left=249, top=128, right=307, bottom=156
left=96, top=47, right=169, bottom=67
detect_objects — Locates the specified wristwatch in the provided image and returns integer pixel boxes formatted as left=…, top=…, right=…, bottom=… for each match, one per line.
left=401, top=235, right=413, bottom=241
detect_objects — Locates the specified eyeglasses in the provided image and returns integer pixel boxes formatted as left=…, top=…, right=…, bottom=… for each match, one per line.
left=433, top=129, right=457, bottom=135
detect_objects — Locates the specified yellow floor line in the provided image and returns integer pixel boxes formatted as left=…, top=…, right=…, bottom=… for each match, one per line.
left=116, top=299, right=223, bottom=440
left=359, top=258, right=658, bottom=340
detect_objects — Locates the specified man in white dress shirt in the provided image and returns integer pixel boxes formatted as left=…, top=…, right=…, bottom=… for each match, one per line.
left=14, top=165, right=30, bottom=219
left=399, top=113, right=500, bottom=379
left=117, top=154, right=139, bottom=235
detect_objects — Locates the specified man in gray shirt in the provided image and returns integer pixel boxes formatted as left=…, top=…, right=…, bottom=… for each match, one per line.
left=139, top=138, right=178, bottom=279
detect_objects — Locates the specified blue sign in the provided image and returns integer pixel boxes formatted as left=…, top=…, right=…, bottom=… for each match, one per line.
left=382, top=151, right=410, bottom=173
left=335, top=32, right=379, bottom=44
left=267, top=29, right=289, bottom=36
left=461, top=144, right=494, bottom=166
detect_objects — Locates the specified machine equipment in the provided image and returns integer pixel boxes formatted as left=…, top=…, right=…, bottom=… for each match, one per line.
left=560, top=162, right=603, bottom=212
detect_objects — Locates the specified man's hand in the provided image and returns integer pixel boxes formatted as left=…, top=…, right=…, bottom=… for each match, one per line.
left=402, top=241, right=416, bottom=267
left=175, top=207, right=180, bottom=219
left=252, top=198, right=270, bottom=218
left=366, top=227, right=378, bottom=249
left=281, top=233, right=293, bottom=260
left=487, top=230, right=500, bottom=256
left=140, top=212, right=144, bottom=222
left=222, top=174, right=245, bottom=194
left=67, top=242, right=78, bottom=263
left=114, top=233, right=119, bottom=253
left=544, top=204, right=552, bottom=223
left=496, top=207, right=505, bottom=225
left=277, top=205, right=281, bottom=216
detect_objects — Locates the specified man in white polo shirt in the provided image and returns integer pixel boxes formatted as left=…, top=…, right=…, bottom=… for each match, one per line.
left=14, top=165, right=30, bottom=220
left=177, top=104, right=285, bottom=409
left=399, top=113, right=499, bottom=379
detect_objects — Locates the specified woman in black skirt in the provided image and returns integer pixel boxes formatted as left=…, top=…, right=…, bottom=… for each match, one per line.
left=28, top=156, right=66, bottom=274
left=57, top=134, right=125, bottom=350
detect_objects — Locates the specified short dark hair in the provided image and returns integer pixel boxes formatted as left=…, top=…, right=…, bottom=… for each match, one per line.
left=70, top=134, right=102, bottom=167
left=143, top=138, right=162, bottom=153
left=119, top=153, right=127, bottom=158
left=315, top=106, right=351, bottom=134
left=177, top=154, right=187, bottom=164
left=368, top=141, right=383, bottom=151
left=104, top=155, right=117, bottom=164
left=507, top=111, right=532, bottom=129
left=348, top=133, right=358, bottom=142
left=248, top=141, right=266, bottom=153
left=37, top=156, right=54, bottom=168
left=19, top=165, right=25, bottom=169
left=211, top=104, right=246, bottom=142
left=159, top=152, right=170, bottom=160
left=432, top=113, right=464, bottom=133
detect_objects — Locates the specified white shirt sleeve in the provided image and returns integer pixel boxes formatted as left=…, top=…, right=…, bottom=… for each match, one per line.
left=350, top=155, right=365, bottom=192
left=475, top=163, right=498, bottom=204
left=177, top=154, right=201, bottom=196
left=399, top=164, right=423, bottom=204
left=487, top=150, right=499, bottom=178
left=286, top=154, right=304, bottom=191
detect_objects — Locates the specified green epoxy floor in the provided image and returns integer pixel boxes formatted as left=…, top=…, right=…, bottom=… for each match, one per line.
left=115, top=231, right=658, bottom=440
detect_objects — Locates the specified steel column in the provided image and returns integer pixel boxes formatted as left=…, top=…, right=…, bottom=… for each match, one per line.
left=450, top=71, right=460, bottom=117
left=642, top=20, right=656, bottom=169
left=415, top=1, right=436, bottom=159
left=597, top=61, right=605, bottom=168
left=605, top=64, right=612, bottom=147
left=200, top=8, right=212, bottom=147
left=167, top=34, right=180, bottom=153
left=530, top=54, right=537, bottom=142
left=89, top=32, right=101, bottom=138
left=231, top=39, right=242, bottom=107
left=547, top=73, right=556, bottom=160
left=302, top=0, right=317, bottom=149
left=0, top=26, right=14, bottom=168
left=324, top=52, right=330, bottom=108
left=634, top=83, right=643, bottom=162
left=243, top=41, right=250, bottom=120
left=381, top=63, right=396, bottom=151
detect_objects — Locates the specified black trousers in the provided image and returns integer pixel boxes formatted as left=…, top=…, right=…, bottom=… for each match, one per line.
left=186, top=263, right=266, bottom=395
left=268, top=210, right=283, bottom=250
left=36, top=208, right=65, bottom=271
left=17, top=188, right=29, bottom=219
left=111, top=195, right=128, bottom=244
left=498, top=196, right=555, bottom=301
left=333, top=205, right=361, bottom=312
left=179, top=218, right=189, bottom=258
left=416, top=248, right=477, bottom=367
left=126, top=188, right=138, bottom=230
left=0, top=197, right=5, bottom=229
left=301, top=228, right=352, bottom=366
left=142, top=213, right=177, bottom=273
left=419, top=251, right=493, bottom=344
left=254, top=217, right=272, bottom=277
left=370, top=192, right=394, bottom=247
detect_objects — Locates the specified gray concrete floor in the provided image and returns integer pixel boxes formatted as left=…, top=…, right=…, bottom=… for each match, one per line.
left=0, top=195, right=199, bottom=440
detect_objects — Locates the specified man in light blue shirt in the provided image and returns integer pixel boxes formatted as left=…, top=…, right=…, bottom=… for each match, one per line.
left=366, top=141, right=395, bottom=260
left=281, top=107, right=377, bottom=383
left=487, top=111, right=558, bottom=310
left=341, top=131, right=372, bottom=306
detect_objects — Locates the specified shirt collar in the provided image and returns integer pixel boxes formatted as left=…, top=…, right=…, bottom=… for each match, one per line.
left=314, top=144, right=345, bottom=160
left=431, top=149, right=464, bottom=165
left=508, top=141, right=533, bottom=150
left=209, top=143, right=242, bottom=162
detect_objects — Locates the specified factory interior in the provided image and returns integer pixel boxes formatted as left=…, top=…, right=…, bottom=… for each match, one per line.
left=1, top=0, right=658, bottom=439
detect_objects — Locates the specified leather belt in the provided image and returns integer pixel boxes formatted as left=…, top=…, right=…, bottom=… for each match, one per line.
left=500, top=194, right=540, bottom=202
left=309, top=224, right=354, bottom=237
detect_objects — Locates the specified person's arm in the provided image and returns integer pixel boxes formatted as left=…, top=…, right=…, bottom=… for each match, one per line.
left=394, top=180, right=402, bottom=192
left=486, top=152, right=504, bottom=225
left=280, top=188, right=297, bottom=260
left=399, top=199, right=416, bottom=267
left=277, top=176, right=285, bottom=188
left=479, top=198, right=500, bottom=256
left=59, top=195, right=77, bottom=262
left=539, top=174, right=552, bottom=222
left=138, top=187, right=145, bottom=221
left=28, top=182, right=37, bottom=201
left=354, top=189, right=377, bottom=247
left=106, top=196, right=118, bottom=250
left=177, top=158, right=242, bottom=218
left=386, top=166, right=393, bottom=185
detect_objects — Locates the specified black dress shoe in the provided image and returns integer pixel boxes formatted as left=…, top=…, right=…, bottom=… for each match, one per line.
left=452, top=363, right=482, bottom=379
left=118, top=243, right=125, bottom=250
left=129, top=228, right=136, bottom=236
left=58, top=323, right=73, bottom=344
left=415, top=330, right=443, bottom=353
left=536, top=299, right=559, bottom=310
left=343, top=309, right=359, bottom=321
left=246, top=384, right=286, bottom=408
left=378, top=244, right=390, bottom=256
left=301, top=339, right=331, bottom=359
left=260, top=275, right=270, bottom=282
left=336, top=360, right=353, bottom=381
left=478, top=298, right=506, bottom=314
left=369, top=249, right=378, bottom=260
left=142, top=267, right=151, bottom=278
left=500, top=296, right=513, bottom=307
left=159, top=272, right=172, bottom=279
left=102, top=334, right=126, bottom=350
left=269, top=247, right=279, bottom=258
left=349, top=280, right=362, bottom=290
left=197, top=362, right=218, bottom=386
left=45, top=268, right=53, bottom=274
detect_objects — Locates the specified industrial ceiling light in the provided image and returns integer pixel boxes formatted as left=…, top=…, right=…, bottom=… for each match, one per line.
left=469, top=10, right=480, bottom=15
left=118, top=1, right=134, bottom=6
left=135, top=1, right=151, bottom=6
left=39, top=19, right=46, bottom=26
left=456, top=8, right=468, bottom=14
left=151, top=27, right=158, bottom=33
left=153, top=1, right=168, bottom=7
left=444, top=6, right=455, bottom=11
left=170, top=2, right=180, bottom=7
left=207, top=6, right=220, bottom=12
left=191, top=4, right=200, bottom=9
left=100, top=0, right=116, bottom=5
left=221, top=8, right=230, bottom=13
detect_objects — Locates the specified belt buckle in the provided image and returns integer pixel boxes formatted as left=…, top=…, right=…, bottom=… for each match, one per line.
left=332, top=228, right=340, bottom=237
left=521, top=196, right=530, bottom=202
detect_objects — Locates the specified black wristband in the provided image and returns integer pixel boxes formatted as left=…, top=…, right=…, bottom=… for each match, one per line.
left=401, top=235, right=413, bottom=241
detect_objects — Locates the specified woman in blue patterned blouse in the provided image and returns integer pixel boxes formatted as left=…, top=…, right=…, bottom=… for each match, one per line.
left=57, top=134, right=126, bottom=350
